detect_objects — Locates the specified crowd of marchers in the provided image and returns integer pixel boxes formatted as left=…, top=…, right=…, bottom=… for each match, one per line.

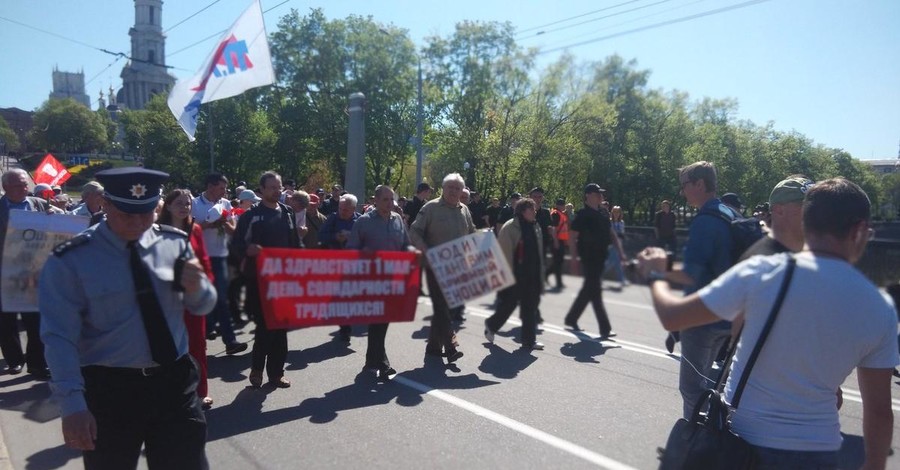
left=0, top=159, right=897, bottom=470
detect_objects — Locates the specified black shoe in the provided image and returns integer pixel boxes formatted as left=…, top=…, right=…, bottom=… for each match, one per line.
left=446, top=350, right=464, bottom=363
left=206, top=331, right=218, bottom=341
left=522, top=342, right=545, bottom=351
left=29, top=367, right=51, bottom=380
left=5, top=364, right=23, bottom=375
left=425, top=347, right=445, bottom=358
left=564, top=321, right=582, bottom=331
left=600, top=331, right=617, bottom=339
left=225, top=342, right=248, bottom=355
left=894, top=368, right=900, bottom=379
left=377, top=367, right=397, bottom=381
left=665, top=334, right=676, bottom=354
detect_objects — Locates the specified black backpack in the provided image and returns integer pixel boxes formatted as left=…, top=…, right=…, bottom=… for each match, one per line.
left=698, top=205, right=764, bottom=264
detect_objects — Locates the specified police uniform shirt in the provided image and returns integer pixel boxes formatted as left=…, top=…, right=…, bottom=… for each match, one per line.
left=571, top=206, right=611, bottom=260
left=39, top=221, right=217, bottom=416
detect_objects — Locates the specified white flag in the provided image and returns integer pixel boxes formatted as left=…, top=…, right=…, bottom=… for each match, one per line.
left=167, top=0, right=276, bottom=141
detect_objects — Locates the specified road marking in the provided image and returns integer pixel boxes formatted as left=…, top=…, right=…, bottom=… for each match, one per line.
left=393, top=374, right=639, bottom=470
left=418, top=298, right=900, bottom=411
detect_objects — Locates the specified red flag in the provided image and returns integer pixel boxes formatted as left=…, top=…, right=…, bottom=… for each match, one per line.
left=32, top=153, right=71, bottom=187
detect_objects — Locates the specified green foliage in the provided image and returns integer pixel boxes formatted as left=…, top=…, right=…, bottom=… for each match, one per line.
left=105, top=9, right=889, bottom=216
left=0, top=116, right=20, bottom=152
left=29, top=98, right=108, bottom=153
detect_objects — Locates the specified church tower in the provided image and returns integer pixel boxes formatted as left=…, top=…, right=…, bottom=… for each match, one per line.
left=117, top=0, right=176, bottom=109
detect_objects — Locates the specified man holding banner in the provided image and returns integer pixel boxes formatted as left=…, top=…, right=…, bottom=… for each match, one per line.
left=232, top=171, right=300, bottom=389
left=347, top=185, right=419, bottom=380
left=0, top=169, right=57, bottom=378
left=410, top=173, right=475, bottom=364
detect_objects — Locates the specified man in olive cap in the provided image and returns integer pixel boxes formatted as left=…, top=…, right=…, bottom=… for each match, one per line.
left=40, top=167, right=217, bottom=469
left=740, top=175, right=814, bottom=259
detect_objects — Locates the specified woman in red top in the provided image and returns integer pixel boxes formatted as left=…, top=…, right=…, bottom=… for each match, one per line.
left=159, top=189, right=216, bottom=409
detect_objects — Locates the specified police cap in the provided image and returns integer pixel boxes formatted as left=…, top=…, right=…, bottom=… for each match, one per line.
left=95, top=167, right=169, bottom=214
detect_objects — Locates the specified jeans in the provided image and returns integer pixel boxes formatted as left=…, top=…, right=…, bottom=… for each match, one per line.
left=206, top=257, right=237, bottom=345
left=604, top=246, right=626, bottom=283
left=751, top=445, right=838, bottom=469
left=678, top=323, right=731, bottom=419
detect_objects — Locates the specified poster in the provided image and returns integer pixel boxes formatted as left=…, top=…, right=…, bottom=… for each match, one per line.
left=425, top=231, right=514, bottom=308
left=255, top=248, right=421, bottom=329
left=1, top=211, right=90, bottom=311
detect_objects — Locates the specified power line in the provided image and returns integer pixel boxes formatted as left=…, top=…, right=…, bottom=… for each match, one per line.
left=537, top=0, right=772, bottom=55
left=168, top=0, right=293, bottom=58
left=164, top=0, right=225, bottom=33
left=538, top=0, right=708, bottom=50
left=520, top=0, right=677, bottom=40
left=516, top=0, right=645, bottom=35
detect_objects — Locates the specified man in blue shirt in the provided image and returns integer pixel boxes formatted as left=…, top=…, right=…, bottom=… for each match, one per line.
left=347, top=185, right=419, bottom=380
left=660, top=161, right=738, bottom=419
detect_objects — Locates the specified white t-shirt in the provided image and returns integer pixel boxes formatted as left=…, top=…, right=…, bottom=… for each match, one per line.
left=191, top=193, right=233, bottom=258
left=699, top=252, right=899, bottom=452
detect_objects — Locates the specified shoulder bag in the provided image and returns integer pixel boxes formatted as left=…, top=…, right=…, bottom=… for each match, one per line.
left=659, top=255, right=797, bottom=470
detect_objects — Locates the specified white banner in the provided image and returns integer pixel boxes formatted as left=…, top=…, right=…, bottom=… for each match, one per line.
left=167, top=0, right=276, bottom=141
left=1, top=212, right=89, bottom=312
left=426, top=231, right=514, bottom=308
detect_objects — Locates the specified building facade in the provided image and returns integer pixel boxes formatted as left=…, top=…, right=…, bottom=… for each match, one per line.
left=49, top=69, right=91, bottom=107
left=117, top=0, right=176, bottom=109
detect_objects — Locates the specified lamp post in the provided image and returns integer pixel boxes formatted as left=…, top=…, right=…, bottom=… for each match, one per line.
left=415, top=60, right=424, bottom=186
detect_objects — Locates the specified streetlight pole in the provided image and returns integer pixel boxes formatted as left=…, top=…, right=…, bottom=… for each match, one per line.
left=415, top=59, right=424, bottom=185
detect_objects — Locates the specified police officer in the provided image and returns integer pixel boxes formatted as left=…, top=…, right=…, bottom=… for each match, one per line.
left=563, top=184, right=624, bottom=337
left=40, top=168, right=217, bottom=470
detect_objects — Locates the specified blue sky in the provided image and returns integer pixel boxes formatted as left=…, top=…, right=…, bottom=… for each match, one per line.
left=1, top=0, right=897, bottom=159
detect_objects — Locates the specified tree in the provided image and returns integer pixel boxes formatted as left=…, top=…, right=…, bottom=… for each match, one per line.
left=29, top=98, right=108, bottom=153
left=0, top=116, right=20, bottom=153
left=120, top=94, right=199, bottom=188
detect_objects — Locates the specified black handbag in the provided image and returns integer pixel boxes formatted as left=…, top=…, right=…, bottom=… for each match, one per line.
left=659, top=255, right=796, bottom=470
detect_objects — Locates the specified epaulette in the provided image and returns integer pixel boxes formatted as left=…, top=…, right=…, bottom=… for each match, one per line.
left=155, top=224, right=188, bottom=237
left=53, top=233, right=92, bottom=257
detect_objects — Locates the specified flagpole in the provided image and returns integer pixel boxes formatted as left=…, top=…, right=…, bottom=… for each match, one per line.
left=208, top=105, right=215, bottom=173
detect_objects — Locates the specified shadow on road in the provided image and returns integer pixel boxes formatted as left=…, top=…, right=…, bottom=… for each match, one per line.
left=205, top=359, right=499, bottom=441
left=559, top=332, right=621, bottom=363
left=478, top=343, right=538, bottom=379
left=23, top=444, right=80, bottom=470
left=0, top=381, right=58, bottom=424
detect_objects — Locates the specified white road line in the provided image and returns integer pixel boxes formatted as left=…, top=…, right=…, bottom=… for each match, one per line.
left=418, top=298, right=900, bottom=411
left=393, top=375, right=639, bottom=470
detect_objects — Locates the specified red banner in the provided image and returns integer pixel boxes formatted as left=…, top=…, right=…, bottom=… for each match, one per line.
left=32, top=153, right=71, bottom=186
left=256, top=248, right=421, bottom=329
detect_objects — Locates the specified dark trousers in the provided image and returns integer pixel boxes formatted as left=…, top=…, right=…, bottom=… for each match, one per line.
left=365, top=323, right=390, bottom=370
left=425, top=267, right=457, bottom=354
left=0, top=312, right=46, bottom=370
left=81, top=356, right=207, bottom=470
left=486, top=282, right=540, bottom=347
left=657, top=235, right=677, bottom=271
left=546, top=243, right=566, bottom=287
left=564, top=257, right=613, bottom=334
left=206, top=257, right=237, bottom=345
left=227, top=275, right=244, bottom=323
left=246, top=279, right=288, bottom=380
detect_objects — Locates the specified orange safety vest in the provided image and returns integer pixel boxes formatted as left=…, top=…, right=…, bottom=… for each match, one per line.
left=551, top=208, right=569, bottom=241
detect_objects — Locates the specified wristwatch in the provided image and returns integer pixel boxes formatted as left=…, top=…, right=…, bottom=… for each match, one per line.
left=647, top=270, right=666, bottom=283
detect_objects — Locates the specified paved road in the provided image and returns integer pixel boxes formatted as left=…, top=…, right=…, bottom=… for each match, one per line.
left=1, top=275, right=899, bottom=469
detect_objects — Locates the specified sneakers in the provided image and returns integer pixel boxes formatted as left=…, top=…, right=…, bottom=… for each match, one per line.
left=270, top=376, right=291, bottom=388
left=225, top=342, right=248, bottom=355
left=484, top=323, right=495, bottom=344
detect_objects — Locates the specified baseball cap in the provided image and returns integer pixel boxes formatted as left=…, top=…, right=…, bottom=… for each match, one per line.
left=416, top=182, right=432, bottom=192
left=33, top=183, right=52, bottom=195
left=721, top=192, right=744, bottom=209
left=95, top=167, right=168, bottom=214
left=238, top=189, right=261, bottom=202
left=584, top=183, right=605, bottom=194
left=769, top=176, right=815, bottom=205
left=509, top=192, right=522, bottom=200
left=529, top=186, right=544, bottom=195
